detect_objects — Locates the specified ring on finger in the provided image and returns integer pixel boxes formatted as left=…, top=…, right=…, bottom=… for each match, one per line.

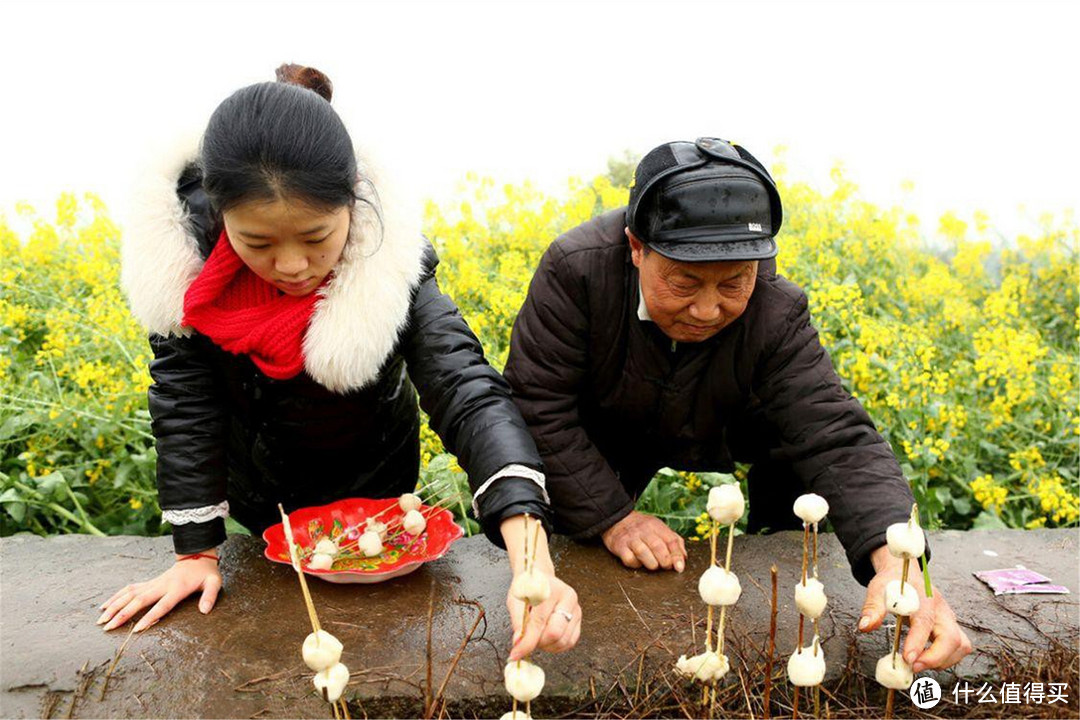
left=555, top=608, right=573, bottom=623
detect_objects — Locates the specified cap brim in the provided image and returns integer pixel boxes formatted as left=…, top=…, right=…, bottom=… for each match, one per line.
left=647, top=236, right=777, bottom=262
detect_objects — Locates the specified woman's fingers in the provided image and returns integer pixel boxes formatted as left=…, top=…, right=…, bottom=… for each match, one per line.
left=98, top=586, right=142, bottom=626
left=103, top=590, right=158, bottom=632
left=507, top=580, right=582, bottom=660
left=133, top=590, right=185, bottom=633
left=100, top=584, right=137, bottom=611
left=509, top=600, right=552, bottom=661
left=199, top=573, right=223, bottom=614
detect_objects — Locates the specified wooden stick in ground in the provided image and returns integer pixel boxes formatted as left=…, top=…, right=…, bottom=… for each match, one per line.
left=800, top=523, right=809, bottom=584
left=331, top=696, right=340, bottom=720
left=814, top=685, right=820, bottom=719
left=425, top=579, right=435, bottom=716
left=884, top=687, right=895, bottom=719
left=278, top=504, right=321, bottom=634
left=431, top=601, right=486, bottom=715
left=793, top=686, right=800, bottom=720
left=705, top=520, right=718, bottom=652
left=891, top=557, right=911, bottom=668
left=340, top=699, right=350, bottom=719
left=763, top=565, right=778, bottom=719
left=715, top=521, right=736, bottom=654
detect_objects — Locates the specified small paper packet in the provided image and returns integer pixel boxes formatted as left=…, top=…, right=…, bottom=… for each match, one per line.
left=974, top=568, right=1070, bottom=595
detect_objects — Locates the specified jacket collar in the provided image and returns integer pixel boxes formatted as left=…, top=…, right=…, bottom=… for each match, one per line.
left=121, top=134, right=427, bottom=393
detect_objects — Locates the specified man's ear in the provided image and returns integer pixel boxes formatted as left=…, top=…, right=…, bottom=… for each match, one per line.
left=626, top=227, right=645, bottom=268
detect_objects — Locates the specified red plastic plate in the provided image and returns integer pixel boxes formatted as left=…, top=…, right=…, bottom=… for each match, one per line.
left=262, top=497, right=464, bottom=584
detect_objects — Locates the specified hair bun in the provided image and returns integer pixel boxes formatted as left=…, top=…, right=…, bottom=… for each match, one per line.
left=275, top=63, right=333, bottom=102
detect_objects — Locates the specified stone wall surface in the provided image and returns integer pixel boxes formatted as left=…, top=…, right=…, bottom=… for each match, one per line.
left=1, top=529, right=1077, bottom=718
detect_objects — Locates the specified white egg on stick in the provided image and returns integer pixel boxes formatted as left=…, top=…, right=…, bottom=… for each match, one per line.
left=366, top=518, right=388, bottom=540
left=706, top=484, right=745, bottom=525
left=403, top=509, right=427, bottom=536
left=503, top=660, right=545, bottom=703
left=675, top=651, right=730, bottom=682
left=313, top=537, right=339, bottom=556
left=398, top=492, right=422, bottom=513
left=698, top=566, right=742, bottom=607
left=884, top=580, right=920, bottom=616
left=302, top=630, right=344, bottom=671
left=875, top=654, right=914, bottom=690
left=885, top=522, right=925, bottom=559
left=787, top=641, right=826, bottom=687
left=793, top=494, right=829, bottom=525
left=308, top=553, right=334, bottom=571
left=499, top=712, right=531, bottom=720
left=313, top=662, right=350, bottom=703
left=794, top=578, right=827, bottom=619
left=510, top=568, right=552, bottom=605
left=357, top=530, right=383, bottom=557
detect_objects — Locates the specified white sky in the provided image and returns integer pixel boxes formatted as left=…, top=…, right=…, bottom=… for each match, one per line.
left=2, top=0, right=1078, bottom=241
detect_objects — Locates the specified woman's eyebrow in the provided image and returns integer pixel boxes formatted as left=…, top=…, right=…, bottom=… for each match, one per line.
left=236, top=225, right=328, bottom=240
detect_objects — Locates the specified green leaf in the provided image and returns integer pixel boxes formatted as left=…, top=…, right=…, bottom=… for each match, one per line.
left=4, top=501, right=26, bottom=523
left=33, top=471, right=68, bottom=501
left=951, top=496, right=972, bottom=515
left=0, top=487, right=22, bottom=503
left=0, top=413, right=37, bottom=441
left=111, top=462, right=134, bottom=489
left=971, top=510, right=1008, bottom=530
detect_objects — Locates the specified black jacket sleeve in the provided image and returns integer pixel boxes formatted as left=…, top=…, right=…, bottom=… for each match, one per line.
left=400, top=241, right=551, bottom=547
left=147, top=333, right=229, bottom=554
left=503, top=243, right=634, bottom=539
left=753, top=289, right=921, bottom=585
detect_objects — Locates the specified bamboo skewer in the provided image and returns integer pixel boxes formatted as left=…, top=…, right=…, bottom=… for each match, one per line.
left=705, top=520, right=718, bottom=652
left=715, top=521, right=736, bottom=655
left=884, top=555, right=912, bottom=720
left=509, top=513, right=541, bottom=720
left=279, top=504, right=321, bottom=634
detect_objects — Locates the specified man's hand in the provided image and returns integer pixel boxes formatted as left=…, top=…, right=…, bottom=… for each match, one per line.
left=859, top=546, right=972, bottom=671
left=601, top=510, right=686, bottom=572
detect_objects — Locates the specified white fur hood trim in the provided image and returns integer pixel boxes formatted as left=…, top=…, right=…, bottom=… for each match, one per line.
left=121, top=135, right=427, bottom=393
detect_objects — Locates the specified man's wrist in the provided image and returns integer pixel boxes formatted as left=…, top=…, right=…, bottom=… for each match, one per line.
left=869, top=544, right=899, bottom=574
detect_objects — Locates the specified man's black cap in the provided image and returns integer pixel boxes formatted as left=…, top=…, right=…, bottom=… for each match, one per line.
left=626, top=138, right=783, bottom=262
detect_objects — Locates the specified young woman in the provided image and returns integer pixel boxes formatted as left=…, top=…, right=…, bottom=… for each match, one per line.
left=98, top=65, right=579, bottom=660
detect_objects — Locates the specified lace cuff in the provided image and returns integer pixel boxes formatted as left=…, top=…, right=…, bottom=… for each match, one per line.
left=162, top=501, right=230, bottom=526
left=471, top=464, right=548, bottom=516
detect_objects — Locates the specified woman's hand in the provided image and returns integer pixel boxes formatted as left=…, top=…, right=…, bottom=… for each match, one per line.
left=500, top=514, right=583, bottom=661
left=507, top=571, right=580, bottom=661
left=97, top=552, right=223, bottom=632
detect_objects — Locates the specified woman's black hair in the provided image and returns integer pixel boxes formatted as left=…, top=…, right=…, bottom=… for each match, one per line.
left=200, top=78, right=359, bottom=213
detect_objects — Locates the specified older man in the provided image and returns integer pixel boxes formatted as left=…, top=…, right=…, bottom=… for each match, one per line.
left=503, top=138, right=971, bottom=670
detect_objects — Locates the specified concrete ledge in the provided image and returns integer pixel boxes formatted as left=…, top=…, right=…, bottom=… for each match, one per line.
left=2, top=529, right=1077, bottom=718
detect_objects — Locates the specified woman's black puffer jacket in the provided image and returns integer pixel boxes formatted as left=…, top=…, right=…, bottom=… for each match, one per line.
left=123, top=145, right=549, bottom=554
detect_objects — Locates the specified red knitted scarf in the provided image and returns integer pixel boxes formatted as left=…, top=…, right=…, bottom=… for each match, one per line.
left=182, top=231, right=322, bottom=380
